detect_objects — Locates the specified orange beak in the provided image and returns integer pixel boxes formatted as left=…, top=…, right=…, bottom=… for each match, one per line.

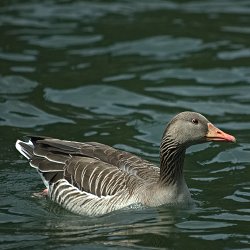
left=206, top=123, right=236, bottom=143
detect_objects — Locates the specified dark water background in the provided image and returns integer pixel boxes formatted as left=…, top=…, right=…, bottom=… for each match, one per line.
left=0, top=0, right=250, bottom=249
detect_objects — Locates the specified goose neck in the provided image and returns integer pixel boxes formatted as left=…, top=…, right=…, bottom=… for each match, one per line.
left=159, top=136, right=186, bottom=186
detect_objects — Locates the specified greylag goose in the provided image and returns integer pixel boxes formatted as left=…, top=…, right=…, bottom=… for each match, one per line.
left=15, top=111, right=235, bottom=216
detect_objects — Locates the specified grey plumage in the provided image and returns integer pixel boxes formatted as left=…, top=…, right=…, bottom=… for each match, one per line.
left=15, top=111, right=235, bottom=216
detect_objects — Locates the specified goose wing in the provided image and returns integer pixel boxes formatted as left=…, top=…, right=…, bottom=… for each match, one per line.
left=16, top=136, right=159, bottom=198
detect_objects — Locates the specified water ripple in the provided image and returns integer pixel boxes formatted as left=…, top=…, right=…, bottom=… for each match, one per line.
left=205, top=144, right=250, bottom=164
left=142, top=67, right=250, bottom=84
left=176, top=220, right=235, bottom=230
left=201, top=212, right=250, bottom=222
left=218, top=48, right=250, bottom=60
left=70, top=36, right=203, bottom=60
left=22, top=34, right=103, bottom=49
left=0, top=100, right=73, bottom=128
left=0, top=75, right=38, bottom=94
left=0, top=51, right=36, bottom=62
left=225, top=187, right=250, bottom=203
left=44, top=85, right=165, bottom=116
left=146, top=85, right=250, bottom=99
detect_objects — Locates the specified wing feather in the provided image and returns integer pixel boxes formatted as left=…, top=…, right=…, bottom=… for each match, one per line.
left=16, top=136, right=157, bottom=200
left=30, top=137, right=159, bottom=178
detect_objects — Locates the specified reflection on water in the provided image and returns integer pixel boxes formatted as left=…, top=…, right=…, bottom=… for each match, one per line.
left=44, top=85, right=166, bottom=115
left=0, top=75, right=38, bottom=94
left=0, top=0, right=250, bottom=249
left=142, top=67, right=250, bottom=84
left=25, top=35, right=103, bottom=49
left=70, top=36, right=204, bottom=60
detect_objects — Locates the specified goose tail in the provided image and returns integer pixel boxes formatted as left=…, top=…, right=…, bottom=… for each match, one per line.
left=15, top=139, right=34, bottom=160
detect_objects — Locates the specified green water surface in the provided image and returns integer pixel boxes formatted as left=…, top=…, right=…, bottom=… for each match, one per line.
left=0, top=0, right=250, bottom=249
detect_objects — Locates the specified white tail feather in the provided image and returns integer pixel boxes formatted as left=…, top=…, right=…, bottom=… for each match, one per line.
left=15, top=139, right=34, bottom=160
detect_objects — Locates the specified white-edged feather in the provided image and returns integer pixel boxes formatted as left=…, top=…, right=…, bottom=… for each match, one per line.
left=15, top=139, right=33, bottom=160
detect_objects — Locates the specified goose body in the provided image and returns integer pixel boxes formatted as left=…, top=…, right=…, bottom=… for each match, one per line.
left=15, top=111, right=235, bottom=216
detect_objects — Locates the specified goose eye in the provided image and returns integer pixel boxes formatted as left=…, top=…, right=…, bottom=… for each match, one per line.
left=192, top=118, right=199, bottom=125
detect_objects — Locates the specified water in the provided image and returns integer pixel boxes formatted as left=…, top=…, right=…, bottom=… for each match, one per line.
left=0, top=0, right=250, bottom=249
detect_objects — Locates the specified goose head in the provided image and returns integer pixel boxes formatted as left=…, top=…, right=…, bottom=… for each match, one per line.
left=162, top=111, right=236, bottom=147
